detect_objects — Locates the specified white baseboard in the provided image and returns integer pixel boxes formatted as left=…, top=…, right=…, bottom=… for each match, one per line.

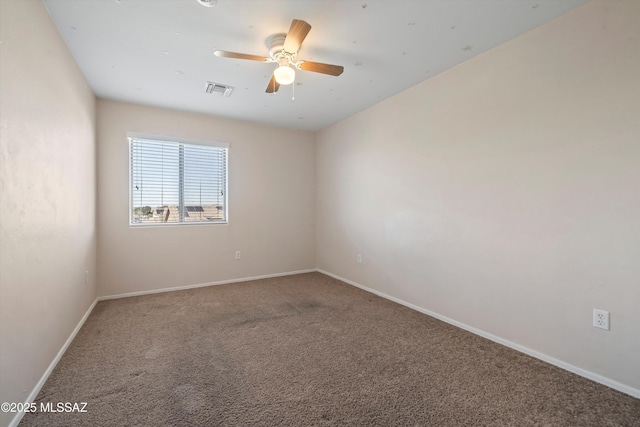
left=98, top=269, right=317, bottom=301
left=316, top=269, right=640, bottom=400
left=9, top=298, right=98, bottom=427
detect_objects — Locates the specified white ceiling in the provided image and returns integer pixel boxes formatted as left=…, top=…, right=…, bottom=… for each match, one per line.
left=43, top=0, right=588, bottom=131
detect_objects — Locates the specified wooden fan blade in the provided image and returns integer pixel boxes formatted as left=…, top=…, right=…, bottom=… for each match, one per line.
left=214, top=50, right=268, bottom=62
left=283, top=19, right=311, bottom=53
left=299, top=61, right=344, bottom=76
left=265, top=73, right=280, bottom=93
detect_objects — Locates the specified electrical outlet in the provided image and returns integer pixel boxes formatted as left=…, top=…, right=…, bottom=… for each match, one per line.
left=235, top=251, right=241, bottom=260
left=357, top=254, right=362, bottom=264
left=84, top=271, right=89, bottom=285
left=593, top=309, right=609, bottom=330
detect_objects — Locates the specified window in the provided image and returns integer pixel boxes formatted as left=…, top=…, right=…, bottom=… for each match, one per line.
left=129, top=136, right=228, bottom=225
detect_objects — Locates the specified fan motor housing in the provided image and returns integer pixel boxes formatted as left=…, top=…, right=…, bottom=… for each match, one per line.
left=267, top=34, right=287, bottom=59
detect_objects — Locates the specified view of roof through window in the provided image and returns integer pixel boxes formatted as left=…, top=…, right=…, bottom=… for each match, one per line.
left=130, top=138, right=227, bottom=225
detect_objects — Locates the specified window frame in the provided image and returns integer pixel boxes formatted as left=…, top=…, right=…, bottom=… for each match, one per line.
left=127, top=133, right=229, bottom=227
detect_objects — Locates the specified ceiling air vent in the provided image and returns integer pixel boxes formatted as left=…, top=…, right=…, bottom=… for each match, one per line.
left=205, top=82, right=233, bottom=97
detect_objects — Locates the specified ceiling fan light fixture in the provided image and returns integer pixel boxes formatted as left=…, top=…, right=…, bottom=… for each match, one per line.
left=197, top=0, right=217, bottom=7
left=214, top=19, right=343, bottom=94
left=274, top=65, right=295, bottom=85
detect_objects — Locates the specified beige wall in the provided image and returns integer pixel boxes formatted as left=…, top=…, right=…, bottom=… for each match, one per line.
left=316, top=0, right=640, bottom=393
left=97, top=100, right=315, bottom=297
left=0, top=0, right=97, bottom=425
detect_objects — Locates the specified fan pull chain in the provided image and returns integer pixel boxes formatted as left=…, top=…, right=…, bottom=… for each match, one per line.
left=292, top=81, right=295, bottom=101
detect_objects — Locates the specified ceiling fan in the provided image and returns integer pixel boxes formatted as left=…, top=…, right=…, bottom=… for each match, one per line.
left=214, top=19, right=344, bottom=94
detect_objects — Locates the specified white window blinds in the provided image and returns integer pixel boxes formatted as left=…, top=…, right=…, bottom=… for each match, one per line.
left=129, top=137, right=227, bottom=225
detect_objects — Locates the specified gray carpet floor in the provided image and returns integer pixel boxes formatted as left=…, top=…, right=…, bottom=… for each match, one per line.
left=21, top=272, right=640, bottom=426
